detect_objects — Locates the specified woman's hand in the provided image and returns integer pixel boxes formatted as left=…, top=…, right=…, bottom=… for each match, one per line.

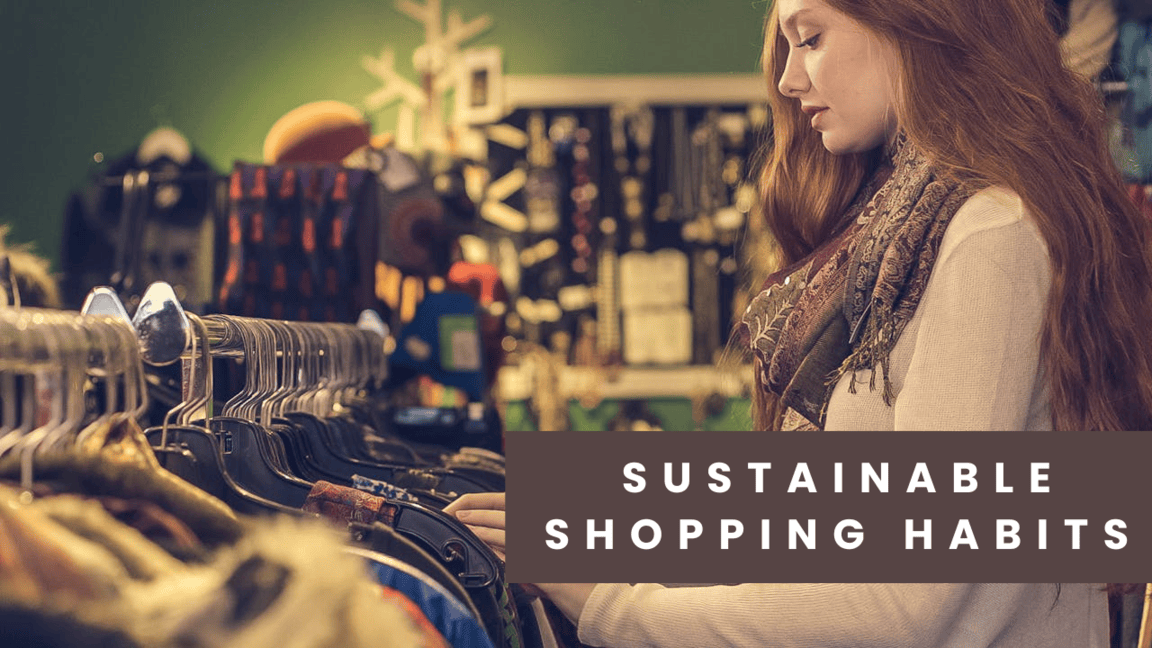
left=444, top=493, right=597, bottom=624
left=444, top=492, right=506, bottom=561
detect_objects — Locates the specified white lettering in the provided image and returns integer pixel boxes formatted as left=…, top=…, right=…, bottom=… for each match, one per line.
left=863, top=463, right=888, bottom=492
left=907, top=463, right=936, bottom=493
left=1031, top=463, right=1049, bottom=493
left=665, top=462, right=690, bottom=493
left=997, top=519, right=1020, bottom=549
left=1105, top=520, right=1128, bottom=550
left=788, top=463, right=817, bottom=493
left=588, top=519, right=613, bottom=550
left=950, top=519, right=979, bottom=550
left=708, top=462, right=731, bottom=493
left=835, top=519, right=864, bottom=549
left=631, top=520, right=661, bottom=550
left=748, top=463, right=773, bottom=493
left=623, top=462, right=646, bottom=493
left=546, top=519, right=568, bottom=549
left=721, top=519, right=744, bottom=550
left=789, top=519, right=816, bottom=549
left=906, top=519, right=932, bottom=549
left=954, top=463, right=977, bottom=493
left=680, top=519, right=703, bottom=549
left=1065, top=519, right=1088, bottom=550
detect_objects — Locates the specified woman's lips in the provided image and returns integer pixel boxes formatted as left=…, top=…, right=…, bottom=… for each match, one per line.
left=802, top=106, right=828, bottom=127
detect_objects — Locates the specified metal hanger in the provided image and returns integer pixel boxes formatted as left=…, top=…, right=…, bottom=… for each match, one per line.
left=0, top=309, right=129, bottom=489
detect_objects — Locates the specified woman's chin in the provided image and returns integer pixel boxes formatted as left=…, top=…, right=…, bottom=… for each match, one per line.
left=820, top=134, right=883, bottom=156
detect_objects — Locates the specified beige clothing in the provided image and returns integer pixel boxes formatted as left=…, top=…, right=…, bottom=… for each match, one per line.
left=824, top=186, right=1052, bottom=431
left=578, top=583, right=1108, bottom=648
left=575, top=195, right=1102, bottom=647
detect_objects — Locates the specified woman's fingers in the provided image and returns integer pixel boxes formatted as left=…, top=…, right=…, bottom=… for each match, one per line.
left=444, top=492, right=508, bottom=559
left=444, top=491, right=506, bottom=516
left=455, top=509, right=505, bottom=530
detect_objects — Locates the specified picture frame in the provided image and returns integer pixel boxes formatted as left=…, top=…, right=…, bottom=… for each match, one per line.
left=456, top=46, right=505, bottom=125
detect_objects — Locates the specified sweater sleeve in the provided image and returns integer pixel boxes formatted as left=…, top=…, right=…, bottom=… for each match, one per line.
left=577, top=583, right=983, bottom=648
left=576, top=583, right=1105, bottom=648
left=892, top=188, right=1051, bottom=431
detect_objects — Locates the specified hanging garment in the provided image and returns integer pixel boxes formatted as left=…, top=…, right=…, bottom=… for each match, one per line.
left=376, top=584, right=452, bottom=648
left=0, top=487, right=431, bottom=648
left=0, top=415, right=243, bottom=546
left=353, top=473, right=422, bottom=503
left=59, top=143, right=219, bottom=311
left=94, top=496, right=205, bottom=560
left=304, top=480, right=519, bottom=648
left=31, top=494, right=188, bottom=581
left=218, top=163, right=375, bottom=322
left=303, top=479, right=400, bottom=527
left=0, top=303, right=506, bottom=648
left=529, top=598, right=561, bottom=648
left=350, top=546, right=496, bottom=648
left=0, top=604, right=142, bottom=648
left=0, top=480, right=207, bottom=562
left=350, top=520, right=483, bottom=622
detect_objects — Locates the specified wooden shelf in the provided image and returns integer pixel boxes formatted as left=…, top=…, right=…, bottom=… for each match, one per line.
left=503, top=74, right=768, bottom=108
left=497, top=363, right=753, bottom=402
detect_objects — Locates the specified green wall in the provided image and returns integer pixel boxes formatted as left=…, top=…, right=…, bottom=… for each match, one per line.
left=0, top=0, right=769, bottom=267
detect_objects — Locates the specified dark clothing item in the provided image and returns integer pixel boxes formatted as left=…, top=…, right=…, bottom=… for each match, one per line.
left=302, top=480, right=399, bottom=527
left=355, top=548, right=495, bottom=648
left=350, top=521, right=482, bottom=622
left=0, top=604, right=142, bottom=648
left=96, top=496, right=205, bottom=561
left=218, top=163, right=375, bottom=322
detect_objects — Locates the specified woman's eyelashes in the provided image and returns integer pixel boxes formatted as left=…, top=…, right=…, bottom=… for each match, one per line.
left=797, top=34, right=821, bottom=49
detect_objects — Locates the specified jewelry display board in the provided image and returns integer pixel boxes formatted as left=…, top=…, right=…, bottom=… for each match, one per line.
left=475, top=75, right=773, bottom=430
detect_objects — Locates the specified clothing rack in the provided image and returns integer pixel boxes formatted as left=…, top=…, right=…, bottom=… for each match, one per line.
left=0, top=287, right=552, bottom=648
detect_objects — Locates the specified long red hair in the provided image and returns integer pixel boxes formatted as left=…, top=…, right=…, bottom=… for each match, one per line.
left=755, top=0, right=1152, bottom=431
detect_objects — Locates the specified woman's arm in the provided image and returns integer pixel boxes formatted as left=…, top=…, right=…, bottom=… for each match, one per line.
left=444, top=493, right=997, bottom=647
left=825, top=187, right=1053, bottom=430
left=893, top=188, right=1052, bottom=430
left=576, top=583, right=984, bottom=648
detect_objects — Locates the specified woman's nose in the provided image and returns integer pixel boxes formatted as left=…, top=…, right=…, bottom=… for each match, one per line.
left=778, top=51, right=809, bottom=98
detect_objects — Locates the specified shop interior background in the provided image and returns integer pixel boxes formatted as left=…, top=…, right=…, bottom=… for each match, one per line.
left=2, top=0, right=1145, bottom=432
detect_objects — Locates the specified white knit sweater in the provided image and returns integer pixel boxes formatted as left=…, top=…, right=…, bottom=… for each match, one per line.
left=575, top=191, right=1107, bottom=648
left=577, top=583, right=1107, bottom=648
left=824, top=186, right=1053, bottom=431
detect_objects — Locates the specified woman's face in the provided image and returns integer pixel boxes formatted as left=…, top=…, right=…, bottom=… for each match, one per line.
left=775, top=0, right=900, bottom=155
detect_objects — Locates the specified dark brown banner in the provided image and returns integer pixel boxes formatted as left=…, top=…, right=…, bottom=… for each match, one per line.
left=505, top=431, right=1150, bottom=583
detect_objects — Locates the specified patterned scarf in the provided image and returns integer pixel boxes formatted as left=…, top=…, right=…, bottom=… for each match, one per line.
left=741, top=136, right=974, bottom=429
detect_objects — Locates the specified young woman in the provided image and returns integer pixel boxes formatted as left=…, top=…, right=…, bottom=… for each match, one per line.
left=747, top=0, right=1152, bottom=432
left=445, top=0, right=1147, bottom=645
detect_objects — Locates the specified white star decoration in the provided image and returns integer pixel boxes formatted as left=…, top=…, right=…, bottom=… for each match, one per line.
left=361, top=0, right=493, bottom=152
